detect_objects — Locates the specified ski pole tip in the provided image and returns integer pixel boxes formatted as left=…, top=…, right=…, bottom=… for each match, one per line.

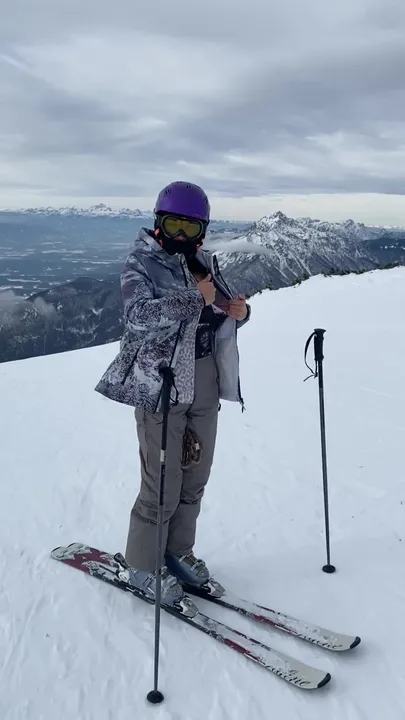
left=322, top=564, right=336, bottom=574
left=147, top=690, right=164, bottom=704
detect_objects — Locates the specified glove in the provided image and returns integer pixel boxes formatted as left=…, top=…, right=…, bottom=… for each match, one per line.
left=181, top=426, right=202, bottom=469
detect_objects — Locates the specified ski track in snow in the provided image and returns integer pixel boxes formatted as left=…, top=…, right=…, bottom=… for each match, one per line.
left=1, top=267, right=405, bottom=718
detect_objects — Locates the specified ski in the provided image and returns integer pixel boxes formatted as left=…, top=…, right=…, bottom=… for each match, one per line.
left=50, top=543, right=331, bottom=691
left=182, top=582, right=361, bottom=652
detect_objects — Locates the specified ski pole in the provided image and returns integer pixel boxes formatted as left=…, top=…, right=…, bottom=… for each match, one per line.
left=147, top=366, right=175, bottom=705
left=304, top=329, right=336, bottom=574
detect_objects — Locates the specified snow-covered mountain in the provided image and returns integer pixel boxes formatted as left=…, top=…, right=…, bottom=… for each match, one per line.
left=1, top=203, right=154, bottom=219
left=2, top=266, right=405, bottom=719
left=212, top=211, right=381, bottom=296
left=294, top=215, right=386, bottom=242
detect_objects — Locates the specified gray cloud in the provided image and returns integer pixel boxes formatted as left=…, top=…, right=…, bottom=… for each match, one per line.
left=0, top=0, right=404, bottom=211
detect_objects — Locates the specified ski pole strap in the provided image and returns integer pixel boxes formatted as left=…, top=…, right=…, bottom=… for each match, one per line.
left=304, top=328, right=326, bottom=381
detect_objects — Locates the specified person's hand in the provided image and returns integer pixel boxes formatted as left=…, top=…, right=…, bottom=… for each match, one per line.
left=197, top=274, right=216, bottom=305
left=227, top=295, right=248, bottom=321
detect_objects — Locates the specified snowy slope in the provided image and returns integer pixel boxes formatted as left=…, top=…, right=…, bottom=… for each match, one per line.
left=1, top=267, right=405, bottom=719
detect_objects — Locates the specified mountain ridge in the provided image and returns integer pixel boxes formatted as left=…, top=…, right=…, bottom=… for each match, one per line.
left=0, top=203, right=154, bottom=220
left=212, top=210, right=394, bottom=296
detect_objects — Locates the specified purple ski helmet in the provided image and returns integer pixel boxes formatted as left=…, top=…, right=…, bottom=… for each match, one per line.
left=154, top=181, right=210, bottom=223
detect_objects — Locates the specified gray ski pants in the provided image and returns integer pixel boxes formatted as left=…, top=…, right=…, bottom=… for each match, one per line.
left=125, top=354, right=219, bottom=572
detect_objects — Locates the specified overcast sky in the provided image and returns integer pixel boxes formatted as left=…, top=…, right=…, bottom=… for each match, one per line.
left=0, top=0, right=404, bottom=224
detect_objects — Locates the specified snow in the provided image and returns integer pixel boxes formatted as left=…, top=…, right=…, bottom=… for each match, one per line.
left=1, top=266, right=405, bottom=719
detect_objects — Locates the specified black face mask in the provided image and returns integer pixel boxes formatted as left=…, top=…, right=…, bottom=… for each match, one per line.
left=159, top=234, right=201, bottom=258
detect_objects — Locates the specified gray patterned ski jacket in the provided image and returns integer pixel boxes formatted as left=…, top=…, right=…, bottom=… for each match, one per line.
left=94, top=228, right=250, bottom=413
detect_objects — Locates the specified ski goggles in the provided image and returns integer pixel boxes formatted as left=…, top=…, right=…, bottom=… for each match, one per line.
left=158, top=213, right=205, bottom=240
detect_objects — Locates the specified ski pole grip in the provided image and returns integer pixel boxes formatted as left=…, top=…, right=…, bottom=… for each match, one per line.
left=159, top=366, right=175, bottom=414
left=159, top=366, right=175, bottom=386
left=313, top=328, right=326, bottom=363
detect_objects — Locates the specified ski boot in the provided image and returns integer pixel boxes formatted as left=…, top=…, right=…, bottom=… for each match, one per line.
left=114, top=554, right=198, bottom=617
left=165, top=552, right=225, bottom=598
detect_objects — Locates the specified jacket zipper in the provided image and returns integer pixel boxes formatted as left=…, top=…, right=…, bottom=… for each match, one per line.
left=213, top=255, right=233, bottom=298
left=181, top=260, right=189, bottom=287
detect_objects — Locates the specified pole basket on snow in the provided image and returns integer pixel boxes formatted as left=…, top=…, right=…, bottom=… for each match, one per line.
left=147, top=365, right=176, bottom=706
left=304, top=329, right=336, bottom=574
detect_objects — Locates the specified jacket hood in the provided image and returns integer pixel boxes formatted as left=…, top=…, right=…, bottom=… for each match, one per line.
left=134, top=227, right=161, bottom=253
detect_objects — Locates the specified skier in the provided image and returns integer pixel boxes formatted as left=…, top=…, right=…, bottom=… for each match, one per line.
left=95, top=181, right=250, bottom=608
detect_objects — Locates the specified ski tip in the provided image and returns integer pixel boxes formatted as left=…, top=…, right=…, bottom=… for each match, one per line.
left=50, top=545, right=64, bottom=556
left=318, top=672, right=332, bottom=689
left=350, top=636, right=361, bottom=649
